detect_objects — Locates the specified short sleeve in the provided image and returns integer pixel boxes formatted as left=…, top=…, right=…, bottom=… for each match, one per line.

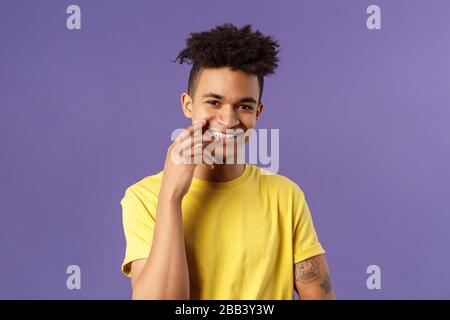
left=292, top=191, right=325, bottom=264
left=121, top=186, right=156, bottom=277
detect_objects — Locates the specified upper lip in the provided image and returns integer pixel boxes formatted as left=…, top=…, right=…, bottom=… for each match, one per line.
left=208, top=128, right=245, bottom=134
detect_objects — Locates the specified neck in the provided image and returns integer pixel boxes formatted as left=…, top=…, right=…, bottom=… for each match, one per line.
left=194, top=163, right=245, bottom=183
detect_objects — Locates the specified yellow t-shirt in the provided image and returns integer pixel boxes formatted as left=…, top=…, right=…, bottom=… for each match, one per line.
left=121, top=164, right=325, bottom=299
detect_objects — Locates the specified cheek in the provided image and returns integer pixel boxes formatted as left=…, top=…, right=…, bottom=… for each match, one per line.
left=240, top=114, right=257, bottom=129
left=193, top=107, right=221, bottom=125
left=192, top=105, right=213, bottom=120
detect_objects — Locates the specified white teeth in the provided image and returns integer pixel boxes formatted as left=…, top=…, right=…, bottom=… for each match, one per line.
left=211, top=131, right=234, bottom=139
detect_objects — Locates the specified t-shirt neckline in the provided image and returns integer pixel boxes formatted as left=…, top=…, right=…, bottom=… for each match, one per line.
left=190, top=164, right=253, bottom=190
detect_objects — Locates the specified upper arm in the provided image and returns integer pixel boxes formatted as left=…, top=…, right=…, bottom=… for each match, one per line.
left=294, top=254, right=336, bottom=300
left=130, top=258, right=147, bottom=292
left=121, top=187, right=155, bottom=278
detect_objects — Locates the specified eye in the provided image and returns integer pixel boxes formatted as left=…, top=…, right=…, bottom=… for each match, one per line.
left=237, top=105, right=254, bottom=111
left=206, top=100, right=220, bottom=107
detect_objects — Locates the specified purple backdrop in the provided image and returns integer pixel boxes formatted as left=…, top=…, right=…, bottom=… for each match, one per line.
left=1, top=0, right=449, bottom=299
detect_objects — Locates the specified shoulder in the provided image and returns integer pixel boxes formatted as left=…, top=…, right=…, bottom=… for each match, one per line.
left=253, top=165, right=305, bottom=199
left=121, top=170, right=164, bottom=205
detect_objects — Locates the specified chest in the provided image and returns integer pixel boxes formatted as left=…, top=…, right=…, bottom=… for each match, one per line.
left=182, top=189, right=288, bottom=261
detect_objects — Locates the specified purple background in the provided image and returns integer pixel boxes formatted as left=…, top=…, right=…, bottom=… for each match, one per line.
left=1, top=0, right=449, bottom=299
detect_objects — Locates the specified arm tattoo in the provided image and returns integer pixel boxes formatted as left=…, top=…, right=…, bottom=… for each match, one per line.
left=320, top=273, right=333, bottom=295
left=295, top=257, right=320, bottom=284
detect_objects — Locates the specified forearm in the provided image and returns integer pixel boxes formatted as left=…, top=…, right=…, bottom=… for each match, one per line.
left=132, top=187, right=190, bottom=300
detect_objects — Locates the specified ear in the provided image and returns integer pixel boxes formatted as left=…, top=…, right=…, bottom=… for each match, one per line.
left=180, top=92, right=193, bottom=119
left=256, top=102, right=264, bottom=121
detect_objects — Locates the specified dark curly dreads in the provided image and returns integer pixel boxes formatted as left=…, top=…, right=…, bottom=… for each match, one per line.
left=175, top=23, right=280, bottom=102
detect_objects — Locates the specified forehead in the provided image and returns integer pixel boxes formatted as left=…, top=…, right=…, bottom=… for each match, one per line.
left=194, top=67, right=259, bottom=100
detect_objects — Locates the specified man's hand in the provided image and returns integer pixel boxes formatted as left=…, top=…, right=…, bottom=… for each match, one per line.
left=294, top=254, right=336, bottom=300
left=161, top=118, right=216, bottom=200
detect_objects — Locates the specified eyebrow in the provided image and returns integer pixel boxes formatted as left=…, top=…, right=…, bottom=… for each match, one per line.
left=202, top=92, right=257, bottom=104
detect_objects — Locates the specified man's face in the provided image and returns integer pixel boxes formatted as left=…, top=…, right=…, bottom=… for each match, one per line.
left=181, top=66, right=264, bottom=163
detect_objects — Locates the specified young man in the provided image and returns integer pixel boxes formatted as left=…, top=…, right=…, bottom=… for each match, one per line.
left=121, top=23, right=335, bottom=300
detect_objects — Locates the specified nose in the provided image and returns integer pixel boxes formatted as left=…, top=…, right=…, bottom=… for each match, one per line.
left=215, top=105, right=240, bottom=129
